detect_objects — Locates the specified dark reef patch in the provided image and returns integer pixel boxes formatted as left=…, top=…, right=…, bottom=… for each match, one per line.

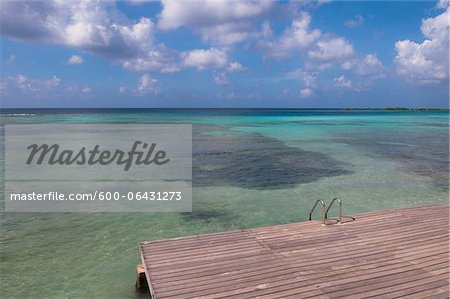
left=333, top=128, right=449, bottom=190
left=192, top=128, right=352, bottom=190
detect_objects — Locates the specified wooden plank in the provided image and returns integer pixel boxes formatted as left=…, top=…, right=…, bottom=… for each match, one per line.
left=368, top=279, right=449, bottom=298
left=172, top=257, right=448, bottom=299
left=139, top=204, right=450, bottom=299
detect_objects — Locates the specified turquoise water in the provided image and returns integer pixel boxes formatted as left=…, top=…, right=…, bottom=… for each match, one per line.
left=1, top=109, right=449, bottom=298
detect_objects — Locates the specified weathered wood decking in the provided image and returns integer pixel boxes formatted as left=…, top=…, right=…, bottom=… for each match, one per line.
left=140, top=204, right=449, bottom=299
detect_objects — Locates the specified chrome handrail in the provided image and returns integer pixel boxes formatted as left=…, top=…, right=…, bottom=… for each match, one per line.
left=309, top=199, right=326, bottom=225
left=325, top=197, right=342, bottom=224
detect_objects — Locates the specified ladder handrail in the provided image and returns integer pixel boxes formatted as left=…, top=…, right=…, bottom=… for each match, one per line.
left=325, top=197, right=342, bottom=224
left=309, top=199, right=326, bottom=225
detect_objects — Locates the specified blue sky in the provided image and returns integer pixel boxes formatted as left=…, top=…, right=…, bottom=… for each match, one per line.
left=1, top=0, right=449, bottom=108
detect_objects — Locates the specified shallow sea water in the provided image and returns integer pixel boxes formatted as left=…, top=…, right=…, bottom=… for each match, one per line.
left=1, top=109, right=449, bottom=298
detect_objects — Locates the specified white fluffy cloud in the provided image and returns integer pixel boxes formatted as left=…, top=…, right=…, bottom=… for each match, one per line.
left=0, top=1, right=177, bottom=73
left=67, top=55, right=84, bottom=65
left=304, top=36, right=361, bottom=72
left=394, top=4, right=449, bottom=85
left=437, top=0, right=449, bottom=9
left=285, top=68, right=318, bottom=97
left=0, top=74, right=103, bottom=97
left=286, top=68, right=317, bottom=86
left=181, top=48, right=246, bottom=85
left=342, top=54, right=385, bottom=78
left=227, top=61, right=246, bottom=72
left=308, top=37, right=354, bottom=64
left=158, top=0, right=272, bottom=45
left=260, top=12, right=321, bottom=58
left=181, top=48, right=245, bottom=72
left=261, top=11, right=385, bottom=80
left=136, top=74, right=159, bottom=95
left=181, top=48, right=228, bottom=70
left=333, top=75, right=352, bottom=89
left=3, top=74, right=61, bottom=93
left=122, top=47, right=179, bottom=73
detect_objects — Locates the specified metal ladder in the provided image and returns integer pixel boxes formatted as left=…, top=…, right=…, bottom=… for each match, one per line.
left=308, top=199, right=326, bottom=225
left=309, top=197, right=342, bottom=225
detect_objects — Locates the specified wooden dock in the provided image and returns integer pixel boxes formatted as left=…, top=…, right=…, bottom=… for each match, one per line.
left=139, top=204, right=449, bottom=298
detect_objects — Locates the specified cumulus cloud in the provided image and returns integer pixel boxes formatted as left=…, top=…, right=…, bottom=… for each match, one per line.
left=227, top=61, right=247, bottom=72
left=0, top=1, right=178, bottom=73
left=308, top=37, right=354, bottom=64
left=181, top=48, right=245, bottom=72
left=285, top=68, right=318, bottom=96
left=260, top=11, right=356, bottom=69
left=286, top=68, right=317, bottom=85
left=342, top=54, right=386, bottom=78
left=181, top=48, right=228, bottom=70
left=0, top=74, right=102, bottom=98
left=14, top=74, right=31, bottom=92
left=67, top=55, right=84, bottom=65
left=135, top=74, right=159, bottom=95
left=180, top=48, right=245, bottom=84
left=122, top=46, right=180, bottom=73
left=333, top=75, right=352, bottom=89
left=2, top=74, right=61, bottom=93
left=158, top=0, right=272, bottom=45
left=0, top=74, right=103, bottom=99
left=260, top=12, right=321, bottom=58
left=260, top=10, right=385, bottom=80
left=437, top=0, right=449, bottom=9
left=345, top=15, right=364, bottom=28
left=394, top=4, right=449, bottom=85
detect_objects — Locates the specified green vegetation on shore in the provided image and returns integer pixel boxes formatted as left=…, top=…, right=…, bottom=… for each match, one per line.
left=342, top=107, right=449, bottom=111
left=380, top=107, right=449, bottom=111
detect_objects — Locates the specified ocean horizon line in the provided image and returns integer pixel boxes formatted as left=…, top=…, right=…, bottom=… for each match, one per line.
left=2, top=107, right=449, bottom=112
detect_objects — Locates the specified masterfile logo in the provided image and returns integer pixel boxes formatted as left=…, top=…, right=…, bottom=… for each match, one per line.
left=26, top=141, right=170, bottom=171
left=5, top=124, right=192, bottom=212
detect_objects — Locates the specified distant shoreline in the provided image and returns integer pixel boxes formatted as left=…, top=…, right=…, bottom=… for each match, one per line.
left=342, top=107, right=449, bottom=111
